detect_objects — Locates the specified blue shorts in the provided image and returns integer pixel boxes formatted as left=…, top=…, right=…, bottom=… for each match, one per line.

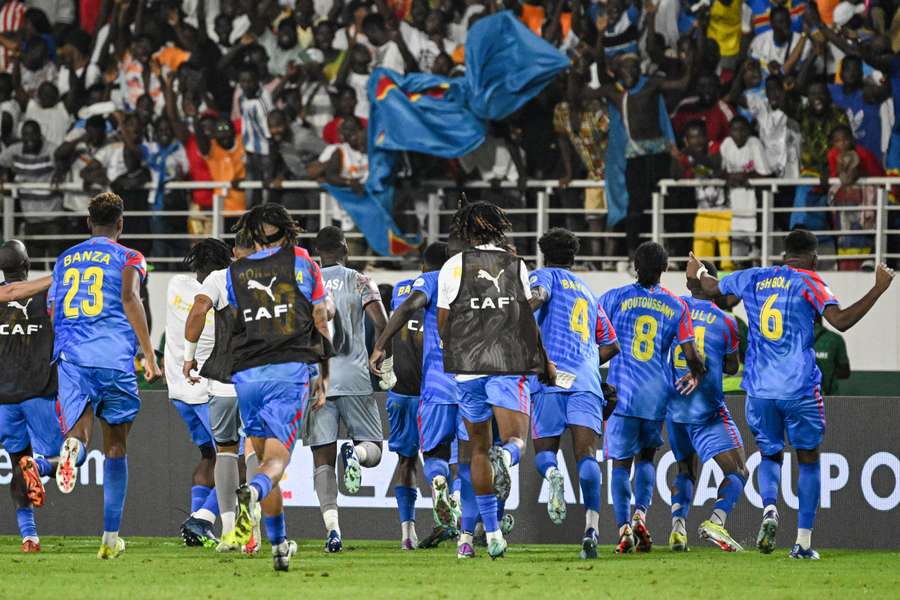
left=667, top=408, right=744, bottom=464
left=172, top=400, right=215, bottom=449
left=457, top=375, right=529, bottom=425
left=531, top=391, right=603, bottom=439
left=746, top=392, right=825, bottom=455
left=0, top=396, right=64, bottom=456
left=604, top=414, right=664, bottom=461
left=386, top=392, right=420, bottom=458
left=235, top=379, right=308, bottom=452
left=57, top=360, right=141, bottom=432
left=418, top=402, right=458, bottom=453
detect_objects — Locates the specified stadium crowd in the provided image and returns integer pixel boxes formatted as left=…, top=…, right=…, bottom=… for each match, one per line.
left=0, top=0, right=898, bottom=269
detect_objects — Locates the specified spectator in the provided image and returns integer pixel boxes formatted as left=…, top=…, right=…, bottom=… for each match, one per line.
left=323, top=86, right=369, bottom=145
left=0, top=119, right=63, bottom=267
left=236, top=62, right=274, bottom=206
left=268, top=108, right=325, bottom=223
left=202, top=117, right=247, bottom=218
left=719, top=115, right=771, bottom=262
left=828, top=55, right=891, bottom=164
left=56, top=28, right=101, bottom=111
left=827, top=124, right=883, bottom=270
left=362, top=13, right=411, bottom=74
left=671, top=72, right=736, bottom=148
left=0, top=73, right=20, bottom=148
left=260, top=16, right=315, bottom=77
left=336, top=44, right=372, bottom=119
left=54, top=114, right=110, bottom=218
left=739, top=75, right=801, bottom=178
left=321, top=116, right=369, bottom=233
left=111, top=146, right=152, bottom=258
left=25, top=81, right=70, bottom=146
left=671, top=120, right=731, bottom=268
left=748, top=6, right=810, bottom=75
left=16, top=35, right=57, bottom=99
left=143, top=116, right=190, bottom=268
left=813, top=315, right=850, bottom=394
left=601, top=0, right=641, bottom=58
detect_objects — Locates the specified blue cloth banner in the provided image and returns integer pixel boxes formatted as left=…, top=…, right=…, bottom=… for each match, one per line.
left=325, top=11, right=568, bottom=256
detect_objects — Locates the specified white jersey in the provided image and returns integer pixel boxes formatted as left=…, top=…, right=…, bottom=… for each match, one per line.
left=197, top=268, right=237, bottom=398
left=165, top=275, right=214, bottom=404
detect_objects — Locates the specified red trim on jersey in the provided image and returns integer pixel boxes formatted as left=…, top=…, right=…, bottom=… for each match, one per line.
left=723, top=314, right=739, bottom=352
left=297, top=246, right=326, bottom=303
left=55, top=397, right=67, bottom=435
left=720, top=408, right=741, bottom=447
left=814, top=385, right=826, bottom=426
left=595, top=306, right=617, bottom=344
left=518, top=375, right=527, bottom=413
left=416, top=397, right=424, bottom=440
left=284, top=385, right=308, bottom=450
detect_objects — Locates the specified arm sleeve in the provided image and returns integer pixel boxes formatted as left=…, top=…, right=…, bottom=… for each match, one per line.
left=519, top=259, right=532, bottom=301
left=199, top=269, right=228, bottom=310
left=411, top=275, right=434, bottom=304
left=798, top=271, right=839, bottom=314
left=123, top=250, right=147, bottom=281
left=719, top=268, right=760, bottom=298
left=529, top=269, right=552, bottom=300
left=595, top=305, right=618, bottom=346
left=357, top=272, right=381, bottom=305
left=304, top=257, right=327, bottom=305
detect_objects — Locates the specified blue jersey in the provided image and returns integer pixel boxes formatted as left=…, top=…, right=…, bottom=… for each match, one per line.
left=49, top=236, right=147, bottom=372
left=667, top=296, right=739, bottom=424
left=530, top=267, right=617, bottom=396
left=719, top=265, right=838, bottom=400
left=226, top=245, right=326, bottom=383
left=411, top=270, right=457, bottom=405
left=600, top=283, right=694, bottom=421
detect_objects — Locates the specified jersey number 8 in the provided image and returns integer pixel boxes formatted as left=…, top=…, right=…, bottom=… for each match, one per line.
left=62, top=267, right=104, bottom=318
left=631, top=315, right=658, bottom=362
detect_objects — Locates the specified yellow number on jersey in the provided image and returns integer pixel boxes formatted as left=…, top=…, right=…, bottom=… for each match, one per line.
left=62, top=267, right=105, bottom=318
left=760, top=293, right=783, bottom=341
left=631, top=315, right=658, bottom=362
left=570, top=297, right=590, bottom=343
left=674, top=325, right=705, bottom=368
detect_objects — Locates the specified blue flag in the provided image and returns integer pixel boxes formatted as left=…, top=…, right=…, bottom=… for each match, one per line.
left=326, top=11, right=569, bottom=255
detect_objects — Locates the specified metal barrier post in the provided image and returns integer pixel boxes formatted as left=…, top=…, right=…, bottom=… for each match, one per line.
left=875, top=185, right=886, bottom=265
left=319, top=191, right=330, bottom=230
left=536, top=188, right=548, bottom=268
left=761, top=188, right=773, bottom=266
left=427, top=192, right=440, bottom=245
left=651, top=192, right=661, bottom=243
left=2, top=195, right=13, bottom=241
left=212, top=194, right=223, bottom=238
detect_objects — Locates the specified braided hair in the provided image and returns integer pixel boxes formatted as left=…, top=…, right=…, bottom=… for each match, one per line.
left=449, top=201, right=512, bottom=247
left=231, top=203, right=301, bottom=248
left=182, top=238, right=231, bottom=274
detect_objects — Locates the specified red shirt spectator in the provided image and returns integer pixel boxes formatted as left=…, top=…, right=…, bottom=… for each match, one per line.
left=670, top=74, right=735, bottom=147
left=827, top=143, right=884, bottom=178
left=323, top=116, right=368, bottom=145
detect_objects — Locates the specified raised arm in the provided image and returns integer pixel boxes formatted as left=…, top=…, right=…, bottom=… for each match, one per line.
left=822, top=264, right=895, bottom=332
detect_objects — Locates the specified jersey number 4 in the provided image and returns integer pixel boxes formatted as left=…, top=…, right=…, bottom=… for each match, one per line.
left=674, top=326, right=706, bottom=368
left=63, top=267, right=104, bottom=318
left=569, top=298, right=590, bottom=343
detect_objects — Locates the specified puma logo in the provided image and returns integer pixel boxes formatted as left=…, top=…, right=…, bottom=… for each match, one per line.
left=248, top=276, right=277, bottom=302
left=477, top=269, right=504, bottom=293
left=8, top=298, right=31, bottom=319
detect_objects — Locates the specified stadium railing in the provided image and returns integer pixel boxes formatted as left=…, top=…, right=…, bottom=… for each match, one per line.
left=2, top=178, right=898, bottom=268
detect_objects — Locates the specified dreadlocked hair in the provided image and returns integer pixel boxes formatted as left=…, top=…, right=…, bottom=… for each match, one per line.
left=449, top=201, right=512, bottom=246
left=183, top=238, right=231, bottom=274
left=231, top=203, right=301, bottom=248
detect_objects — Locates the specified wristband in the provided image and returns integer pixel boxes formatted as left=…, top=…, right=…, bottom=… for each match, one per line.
left=184, top=340, right=198, bottom=362
left=695, top=265, right=708, bottom=279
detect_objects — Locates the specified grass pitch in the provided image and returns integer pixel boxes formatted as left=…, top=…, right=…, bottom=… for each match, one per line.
left=3, top=537, right=899, bottom=600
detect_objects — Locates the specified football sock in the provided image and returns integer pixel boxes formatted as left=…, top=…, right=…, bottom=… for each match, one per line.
left=71, top=438, right=87, bottom=467
left=194, top=487, right=220, bottom=524
left=214, top=452, right=239, bottom=534
left=314, top=464, right=340, bottom=534
left=250, top=473, right=273, bottom=502
left=501, top=442, right=520, bottom=468
left=354, top=442, right=382, bottom=467
left=263, top=513, right=286, bottom=545
left=712, top=473, right=746, bottom=525
left=191, top=485, right=212, bottom=514
left=578, top=456, right=602, bottom=514
left=672, top=517, right=686, bottom=536
left=758, top=456, right=781, bottom=508
left=424, top=456, right=450, bottom=484
left=458, top=464, right=478, bottom=533
left=611, top=466, right=632, bottom=527
left=633, top=461, right=654, bottom=514
left=796, top=528, right=812, bottom=550
left=475, top=494, right=499, bottom=533
left=534, top=450, right=557, bottom=478
left=797, top=461, right=821, bottom=534
left=497, top=497, right=506, bottom=521
left=103, top=456, right=128, bottom=534
left=451, top=474, right=461, bottom=505
left=34, top=456, right=53, bottom=477
left=671, top=473, right=694, bottom=519
left=16, top=507, right=37, bottom=540
left=395, top=485, right=417, bottom=525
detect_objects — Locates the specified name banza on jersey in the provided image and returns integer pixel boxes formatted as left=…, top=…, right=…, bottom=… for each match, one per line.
left=530, top=267, right=616, bottom=396
left=49, top=236, right=147, bottom=372
left=412, top=271, right=457, bottom=404
left=600, top=283, right=694, bottom=421
left=719, top=265, right=839, bottom=400
left=667, top=296, right=739, bottom=424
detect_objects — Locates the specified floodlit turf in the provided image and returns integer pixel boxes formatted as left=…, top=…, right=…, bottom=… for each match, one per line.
left=3, top=537, right=899, bottom=600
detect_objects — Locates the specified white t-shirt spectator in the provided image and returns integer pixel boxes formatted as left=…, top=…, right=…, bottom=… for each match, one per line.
left=745, top=93, right=801, bottom=178
left=459, top=135, right=519, bottom=183
left=94, top=141, right=128, bottom=185
left=142, top=141, right=190, bottom=206
left=749, top=31, right=811, bottom=74
left=24, top=100, right=72, bottom=147
left=347, top=71, right=370, bottom=119
left=333, top=25, right=371, bottom=50
left=720, top=135, right=771, bottom=232
left=238, top=88, right=274, bottom=156
left=400, top=22, right=455, bottom=72
left=197, top=267, right=237, bottom=397
left=436, top=244, right=532, bottom=381
left=372, top=41, right=405, bottom=74
left=165, top=274, right=214, bottom=404
left=319, top=143, right=369, bottom=182
left=57, top=63, right=102, bottom=97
